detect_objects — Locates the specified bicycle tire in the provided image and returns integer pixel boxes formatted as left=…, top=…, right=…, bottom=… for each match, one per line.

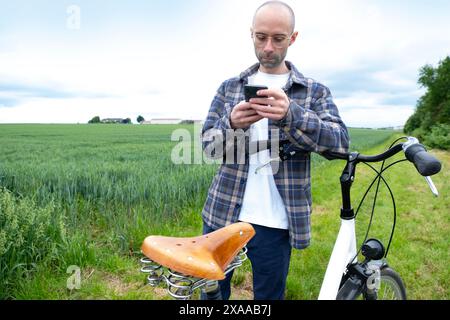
left=363, top=267, right=407, bottom=300
left=337, top=266, right=407, bottom=300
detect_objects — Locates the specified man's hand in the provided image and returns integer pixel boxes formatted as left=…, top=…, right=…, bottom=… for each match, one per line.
left=230, top=101, right=264, bottom=129
left=249, top=88, right=290, bottom=121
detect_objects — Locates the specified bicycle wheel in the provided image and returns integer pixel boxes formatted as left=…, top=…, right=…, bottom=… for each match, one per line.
left=363, top=267, right=407, bottom=300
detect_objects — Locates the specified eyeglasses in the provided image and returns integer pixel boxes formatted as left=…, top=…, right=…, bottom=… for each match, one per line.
left=252, top=32, right=293, bottom=49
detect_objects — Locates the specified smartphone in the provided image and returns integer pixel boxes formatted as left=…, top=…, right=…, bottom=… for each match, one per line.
left=244, top=85, right=268, bottom=102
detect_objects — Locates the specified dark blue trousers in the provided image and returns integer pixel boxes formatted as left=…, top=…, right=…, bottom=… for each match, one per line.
left=202, top=222, right=292, bottom=300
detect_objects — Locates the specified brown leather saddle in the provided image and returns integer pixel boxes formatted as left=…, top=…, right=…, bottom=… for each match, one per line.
left=141, top=222, right=255, bottom=280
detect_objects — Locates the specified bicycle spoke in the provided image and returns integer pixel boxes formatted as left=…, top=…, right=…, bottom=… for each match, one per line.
left=382, top=285, right=388, bottom=298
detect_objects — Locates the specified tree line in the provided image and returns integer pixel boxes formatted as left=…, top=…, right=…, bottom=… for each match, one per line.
left=88, top=116, right=145, bottom=124
left=405, top=56, right=450, bottom=150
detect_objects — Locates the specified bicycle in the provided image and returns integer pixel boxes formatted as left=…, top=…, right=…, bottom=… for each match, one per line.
left=139, top=136, right=442, bottom=300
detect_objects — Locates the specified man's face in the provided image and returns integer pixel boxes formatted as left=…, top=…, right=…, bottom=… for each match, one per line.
left=251, top=6, right=297, bottom=70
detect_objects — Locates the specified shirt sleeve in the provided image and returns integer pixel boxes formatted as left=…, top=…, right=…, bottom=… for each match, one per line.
left=277, top=83, right=350, bottom=155
left=201, top=81, right=249, bottom=162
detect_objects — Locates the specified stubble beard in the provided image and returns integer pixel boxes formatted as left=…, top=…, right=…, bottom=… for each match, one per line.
left=256, top=48, right=288, bottom=70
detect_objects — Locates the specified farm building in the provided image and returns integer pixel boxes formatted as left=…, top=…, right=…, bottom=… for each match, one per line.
left=101, top=118, right=125, bottom=124
left=145, top=119, right=183, bottom=125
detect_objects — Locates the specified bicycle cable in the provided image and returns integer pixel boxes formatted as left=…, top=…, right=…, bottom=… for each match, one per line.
left=349, top=136, right=409, bottom=263
left=362, top=160, right=408, bottom=257
left=350, top=164, right=388, bottom=262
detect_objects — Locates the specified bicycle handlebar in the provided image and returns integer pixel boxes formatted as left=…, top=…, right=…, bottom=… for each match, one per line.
left=322, top=144, right=404, bottom=163
left=325, top=138, right=441, bottom=176
left=249, top=136, right=442, bottom=177
left=348, top=136, right=441, bottom=177
left=403, top=142, right=442, bottom=177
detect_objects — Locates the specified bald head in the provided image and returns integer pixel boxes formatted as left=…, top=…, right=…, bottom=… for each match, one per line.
left=253, top=1, right=295, bottom=34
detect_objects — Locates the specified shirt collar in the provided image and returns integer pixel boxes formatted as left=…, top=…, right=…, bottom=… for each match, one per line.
left=239, top=61, right=308, bottom=88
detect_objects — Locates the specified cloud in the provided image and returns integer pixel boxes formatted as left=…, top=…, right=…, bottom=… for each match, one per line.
left=0, top=97, right=20, bottom=108
left=324, top=67, right=424, bottom=109
left=0, top=80, right=122, bottom=111
left=340, top=105, right=415, bottom=129
left=0, top=0, right=449, bottom=126
left=1, top=82, right=77, bottom=99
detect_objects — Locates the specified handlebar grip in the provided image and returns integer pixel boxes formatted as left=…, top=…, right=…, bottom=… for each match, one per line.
left=405, top=144, right=442, bottom=176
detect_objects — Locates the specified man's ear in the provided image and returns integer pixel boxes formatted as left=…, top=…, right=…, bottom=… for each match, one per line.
left=289, top=31, right=299, bottom=46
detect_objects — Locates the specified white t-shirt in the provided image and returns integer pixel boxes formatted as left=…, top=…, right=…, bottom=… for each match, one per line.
left=238, top=71, right=290, bottom=230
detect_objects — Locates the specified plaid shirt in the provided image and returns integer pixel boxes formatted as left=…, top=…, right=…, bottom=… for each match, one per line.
left=201, top=61, right=349, bottom=249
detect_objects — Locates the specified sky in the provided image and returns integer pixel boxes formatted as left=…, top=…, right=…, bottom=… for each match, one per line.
left=0, top=0, right=449, bottom=127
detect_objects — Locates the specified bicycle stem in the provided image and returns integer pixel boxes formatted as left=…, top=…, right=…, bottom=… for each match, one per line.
left=340, top=153, right=359, bottom=220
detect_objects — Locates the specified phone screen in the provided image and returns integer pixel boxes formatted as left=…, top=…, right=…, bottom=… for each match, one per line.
left=244, top=85, right=268, bottom=102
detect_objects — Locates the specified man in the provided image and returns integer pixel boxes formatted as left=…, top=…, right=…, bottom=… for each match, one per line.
left=201, top=1, right=349, bottom=300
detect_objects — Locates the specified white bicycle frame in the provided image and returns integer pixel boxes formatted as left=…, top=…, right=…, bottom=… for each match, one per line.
left=317, top=137, right=440, bottom=300
left=318, top=218, right=358, bottom=300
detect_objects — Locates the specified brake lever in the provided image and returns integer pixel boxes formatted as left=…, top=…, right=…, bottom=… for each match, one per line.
left=254, top=157, right=281, bottom=174
left=254, top=141, right=304, bottom=174
left=425, top=176, right=439, bottom=197
left=403, top=137, right=440, bottom=197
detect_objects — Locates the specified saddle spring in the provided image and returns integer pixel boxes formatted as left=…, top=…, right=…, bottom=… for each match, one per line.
left=140, top=247, right=249, bottom=300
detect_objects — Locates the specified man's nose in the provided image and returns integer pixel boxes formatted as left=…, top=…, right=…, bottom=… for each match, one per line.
left=263, top=38, right=275, bottom=52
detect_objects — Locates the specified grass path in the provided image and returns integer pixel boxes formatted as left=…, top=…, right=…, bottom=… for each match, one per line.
left=284, top=139, right=449, bottom=300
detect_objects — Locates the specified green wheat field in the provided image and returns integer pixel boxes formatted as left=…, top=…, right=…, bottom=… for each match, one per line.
left=0, top=124, right=448, bottom=300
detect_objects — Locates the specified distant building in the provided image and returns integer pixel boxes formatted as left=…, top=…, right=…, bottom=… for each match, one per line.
left=147, top=118, right=183, bottom=125
left=139, top=119, right=204, bottom=125
left=101, top=118, right=124, bottom=124
left=179, top=119, right=205, bottom=125
left=101, top=118, right=131, bottom=124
